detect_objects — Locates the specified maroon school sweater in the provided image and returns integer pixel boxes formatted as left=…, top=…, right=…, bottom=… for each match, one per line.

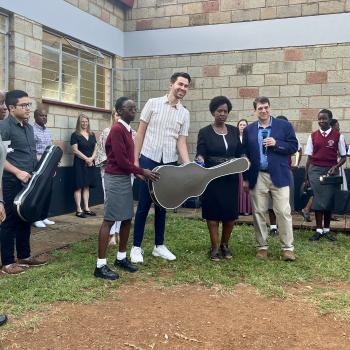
left=310, top=129, right=340, bottom=167
left=105, top=123, right=144, bottom=176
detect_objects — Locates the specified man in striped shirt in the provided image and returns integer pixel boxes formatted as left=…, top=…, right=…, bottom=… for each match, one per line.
left=32, top=105, right=56, bottom=228
left=131, top=72, right=191, bottom=263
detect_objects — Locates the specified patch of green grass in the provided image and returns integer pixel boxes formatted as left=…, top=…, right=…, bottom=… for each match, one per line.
left=306, top=287, right=350, bottom=319
left=0, top=215, right=349, bottom=318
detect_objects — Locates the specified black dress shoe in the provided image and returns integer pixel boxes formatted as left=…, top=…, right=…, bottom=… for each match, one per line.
left=76, top=211, right=86, bottom=218
left=84, top=210, right=96, bottom=216
left=309, top=232, right=322, bottom=241
left=323, top=232, right=337, bottom=241
left=0, top=314, right=7, bottom=326
left=114, top=258, right=138, bottom=273
left=94, top=265, right=119, bottom=280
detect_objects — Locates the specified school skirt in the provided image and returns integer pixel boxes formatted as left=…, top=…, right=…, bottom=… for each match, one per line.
left=104, top=173, right=133, bottom=222
left=308, top=164, right=339, bottom=211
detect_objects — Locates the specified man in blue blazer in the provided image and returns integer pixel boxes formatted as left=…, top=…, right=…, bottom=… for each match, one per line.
left=242, top=96, right=298, bottom=261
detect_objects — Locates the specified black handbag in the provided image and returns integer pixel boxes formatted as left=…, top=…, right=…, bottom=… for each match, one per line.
left=319, top=174, right=343, bottom=185
left=300, top=182, right=313, bottom=198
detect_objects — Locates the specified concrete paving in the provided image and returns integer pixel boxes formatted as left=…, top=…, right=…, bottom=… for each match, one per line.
left=31, top=204, right=350, bottom=256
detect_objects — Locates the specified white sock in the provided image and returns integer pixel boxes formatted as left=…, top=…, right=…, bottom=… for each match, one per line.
left=316, top=228, right=323, bottom=234
left=323, top=228, right=330, bottom=233
left=96, top=258, right=107, bottom=268
left=270, top=225, right=277, bottom=230
left=117, top=251, right=126, bottom=261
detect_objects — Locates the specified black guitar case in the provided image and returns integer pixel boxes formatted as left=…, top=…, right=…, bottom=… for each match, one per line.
left=13, top=145, right=63, bottom=222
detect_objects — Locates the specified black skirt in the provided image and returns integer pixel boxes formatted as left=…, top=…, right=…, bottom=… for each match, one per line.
left=73, top=157, right=97, bottom=190
left=201, top=174, right=239, bottom=221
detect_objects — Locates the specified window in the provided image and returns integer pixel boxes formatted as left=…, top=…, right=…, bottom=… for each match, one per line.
left=0, top=14, right=9, bottom=91
left=42, top=32, right=112, bottom=109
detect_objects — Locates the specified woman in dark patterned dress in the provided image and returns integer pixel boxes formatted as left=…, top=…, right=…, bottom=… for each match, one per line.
left=196, top=96, right=243, bottom=261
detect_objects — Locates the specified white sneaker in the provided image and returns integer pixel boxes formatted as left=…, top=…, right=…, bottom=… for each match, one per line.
left=130, top=246, right=144, bottom=263
left=152, top=245, right=176, bottom=261
left=33, top=221, right=46, bottom=228
left=43, top=218, right=55, bottom=225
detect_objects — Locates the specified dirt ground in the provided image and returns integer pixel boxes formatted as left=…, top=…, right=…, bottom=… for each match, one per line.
left=2, top=283, right=350, bottom=350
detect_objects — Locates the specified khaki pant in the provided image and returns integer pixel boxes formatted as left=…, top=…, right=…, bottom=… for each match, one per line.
left=250, top=172, right=294, bottom=251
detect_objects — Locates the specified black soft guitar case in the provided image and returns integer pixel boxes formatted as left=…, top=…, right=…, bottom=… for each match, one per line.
left=13, top=145, right=63, bottom=222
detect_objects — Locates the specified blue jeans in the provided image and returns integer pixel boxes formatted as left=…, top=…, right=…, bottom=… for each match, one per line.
left=133, top=155, right=176, bottom=247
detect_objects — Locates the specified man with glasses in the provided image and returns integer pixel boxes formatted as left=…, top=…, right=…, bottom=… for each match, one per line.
left=242, top=96, right=298, bottom=262
left=0, top=90, right=47, bottom=275
left=32, top=105, right=55, bottom=228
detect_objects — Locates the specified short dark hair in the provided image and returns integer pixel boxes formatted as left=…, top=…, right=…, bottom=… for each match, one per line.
left=253, top=96, right=270, bottom=110
left=319, top=108, right=333, bottom=120
left=115, top=96, right=131, bottom=114
left=237, top=118, right=248, bottom=127
left=329, top=118, right=338, bottom=127
left=276, top=115, right=288, bottom=122
left=5, top=90, right=28, bottom=111
left=170, top=72, right=191, bottom=84
left=34, top=103, right=49, bottom=119
left=209, top=96, right=232, bottom=114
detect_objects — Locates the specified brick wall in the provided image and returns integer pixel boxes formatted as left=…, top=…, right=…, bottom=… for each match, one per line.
left=64, top=0, right=125, bottom=30
left=125, top=43, right=350, bottom=159
left=9, top=15, right=42, bottom=109
left=125, top=0, right=350, bottom=31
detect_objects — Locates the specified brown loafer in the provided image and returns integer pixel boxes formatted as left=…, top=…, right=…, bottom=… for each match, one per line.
left=17, top=256, right=48, bottom=267
left=281, top=250, right=296, bottom=262
left=256, top=249, right=268, bottom=260
left=1, top=263, right=26, bottom=275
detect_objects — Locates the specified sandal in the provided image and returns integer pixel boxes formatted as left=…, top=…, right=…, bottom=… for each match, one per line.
left=76, top=211, right=86, bottom=218
left=209, top=247, right=220, bottom=262
left=83, top=210, right=96, bottom=216
left=220, top=244, right=233, bottom=259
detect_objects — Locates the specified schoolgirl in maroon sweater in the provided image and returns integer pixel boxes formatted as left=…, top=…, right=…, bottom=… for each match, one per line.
left=94, top=97, right=159, bottom=280
left=304, top=109, right=346, bottom=241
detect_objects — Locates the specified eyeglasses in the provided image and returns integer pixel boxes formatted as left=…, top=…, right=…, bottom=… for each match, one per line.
left=15, top=103, right=32, bottom=110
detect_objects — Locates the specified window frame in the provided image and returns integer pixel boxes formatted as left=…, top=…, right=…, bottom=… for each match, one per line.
left=42, top=31, right=113, bottom=110
left=0, top=12, right=9, bottom=91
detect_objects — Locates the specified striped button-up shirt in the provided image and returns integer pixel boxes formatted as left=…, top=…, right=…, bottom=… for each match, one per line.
left=33, top=122, right=52, bottom=157
left=140, top=95, right=190, bottom=163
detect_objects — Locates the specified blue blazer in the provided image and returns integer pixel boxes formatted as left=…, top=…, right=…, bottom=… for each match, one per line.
left=242, top=117, right=298, bottom=189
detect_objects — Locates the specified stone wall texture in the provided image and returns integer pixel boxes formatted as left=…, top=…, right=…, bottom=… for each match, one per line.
left=125, top=0, right=350, bottom=31
left=125, top=43, right=350, bottom=159
left=64, top=0, right=125, bottom=30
